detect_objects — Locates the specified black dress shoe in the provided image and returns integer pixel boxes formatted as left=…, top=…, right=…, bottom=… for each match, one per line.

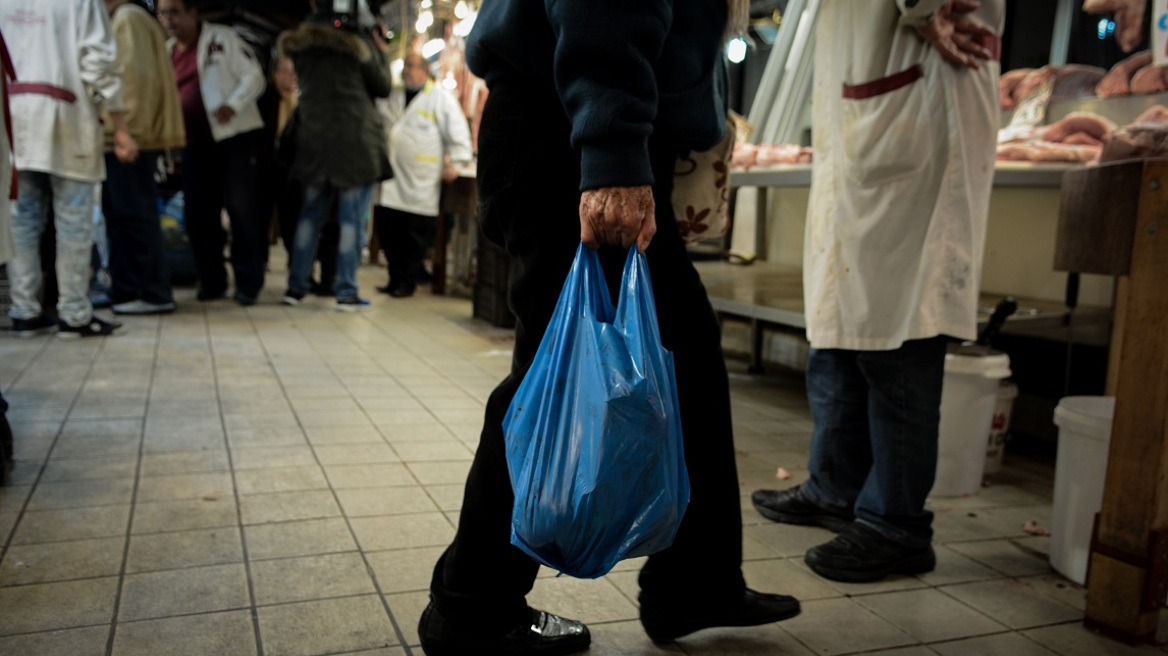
left=196, top=287, right=227, bottom=301
left=805, top=521, right=935, bottom=583
left=418, top=600, right=590, bottom=656
left=375, top=284, right=394, bottom=295
left=752, top=485, right=855, bottom=532
left=388, top=285, right=416, bottom=298
left=640, top=588, right=801, bottom=643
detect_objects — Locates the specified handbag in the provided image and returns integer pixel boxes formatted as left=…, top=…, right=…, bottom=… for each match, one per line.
left=673, top=118, right=735, bottom=244
left=504, top=244, right=690, bottom=579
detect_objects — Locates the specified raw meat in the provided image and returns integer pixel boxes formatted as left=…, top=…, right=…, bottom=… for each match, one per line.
left=1013, top=65, right=1107, bottom=104
left=1040, top=112, right=1118, bottom=143
left=1083, top=0, right=1148, bottom=53
left=1134, top=105, right=1168, bottom=123
left=1062, top=132, right=1104, bottom=146
left=1000, top=68, right=1035, bottom=109
left=996, top=141, right=1101, bottom=162
left=731, top=143, right=757, bottom=169
left=1100, top=123, right=1168, bottom=162
left=1130, top=66, right=1168, bottom=95
left=1096, top=51, right=1152, bottom=97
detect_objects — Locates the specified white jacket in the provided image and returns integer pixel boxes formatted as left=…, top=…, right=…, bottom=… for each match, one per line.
left=804, top=0, right=1003, bottom=350
left=1, top=0, right=124, bottom=183
left=168, top=22, right=264, bottom=143
left=377, top=80, right=473, bottom=216
left=0, top=29, right=16, bottom=265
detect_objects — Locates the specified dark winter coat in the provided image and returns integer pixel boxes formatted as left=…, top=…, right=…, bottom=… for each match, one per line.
left=278, top=23, right=393, bottom=189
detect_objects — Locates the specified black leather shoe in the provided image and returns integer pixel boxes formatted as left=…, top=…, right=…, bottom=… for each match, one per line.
left=640, top=588, right=801, bottom=643
left=375, top=284, right=394, bottom=295
left=418, top=600, right=590, bottom=656
left=752, top=485, right=854, bottom=532
left=196, top=286, right=227, bottom=302
left=805, top=521, right=935, bottom=583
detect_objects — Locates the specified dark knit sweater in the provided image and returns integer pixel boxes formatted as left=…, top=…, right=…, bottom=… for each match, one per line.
left=466, top=0, right=729, bottom=190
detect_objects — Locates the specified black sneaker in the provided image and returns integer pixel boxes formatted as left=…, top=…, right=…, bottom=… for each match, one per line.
left=334, top=297, right=371, bottom=312
left=418, top=601, right=590, bottom=656
left=57, top=316, right=124, bottom=339
left=640, top=588, right=801, bottom=643
left=11, top=314, right=57, bottom=338
left=234, top=291, right=258, bottom=307
left=196, top=286, right=227, bottom=301
left=752, top=485, right=855, bottom=532
left=281, top=289, right=306, bottom=306
left=804, top=521, right=936, bottom=583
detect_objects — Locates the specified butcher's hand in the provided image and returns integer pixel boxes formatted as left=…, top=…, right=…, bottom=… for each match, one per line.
left=917, top=0, right=997, bottom=69
left=580, top=186, right=656, bottom=252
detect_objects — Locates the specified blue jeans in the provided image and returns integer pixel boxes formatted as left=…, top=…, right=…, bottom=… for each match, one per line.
left=802, top=336, right=948, bottom=547
left=287, top=184, right=372, bottom=300
left=8, top=172, right=97, bottom=326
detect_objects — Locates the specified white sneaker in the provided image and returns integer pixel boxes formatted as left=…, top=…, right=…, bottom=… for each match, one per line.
left=111, top=300, right=176, bottom=315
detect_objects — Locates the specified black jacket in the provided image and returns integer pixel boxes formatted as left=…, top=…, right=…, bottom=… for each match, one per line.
left=278, top=23, right=393, bottom=188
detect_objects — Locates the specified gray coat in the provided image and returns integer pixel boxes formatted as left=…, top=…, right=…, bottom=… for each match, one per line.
left=278, top=23, right=392, bottom=189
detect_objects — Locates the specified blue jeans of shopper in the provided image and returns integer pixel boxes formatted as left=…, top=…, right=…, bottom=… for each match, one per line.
left=104, top=152, right=173, bottom=305
left=288, top=184, right=372, bottom=300
left=8, top=172, right=97, bottom=326
left=801, top=336, right=948, bottom=548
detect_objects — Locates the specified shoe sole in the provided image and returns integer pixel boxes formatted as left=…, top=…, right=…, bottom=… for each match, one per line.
left=12, top=329, right=56, bottom=338
left=805, top=551, right=936, bottom=583
left=642, top=601, right=802, bottom=643
left=752, top=501, right=853, bottom=533
left=334, top=305, right=370, bottom=312
left=281, top=298, right=302, bottom=307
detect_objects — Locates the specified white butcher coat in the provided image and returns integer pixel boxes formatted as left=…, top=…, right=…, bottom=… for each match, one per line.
left=377, top=80, right=473, bottom=217
left=167, top=22, right=265, bottom=143
left=804, top=0, right=1004, bottom=351
left=1, top=0, right=125, bottom=183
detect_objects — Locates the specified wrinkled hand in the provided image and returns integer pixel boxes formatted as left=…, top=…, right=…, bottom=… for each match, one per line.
left=114, top=129, right=139, bottom=164
left=213, top=105, right=236, bottom=125
left=917, top=0, right=997, bottom=69
left=442, top=165, right=460, bottom=183
left=579, top=185, right=655, bottom=252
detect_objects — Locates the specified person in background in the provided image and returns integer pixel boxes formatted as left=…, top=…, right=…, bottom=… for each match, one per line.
left=103, top=0, right=186, bottom=316
left=1, top=25, right=16, bottom=483
left=157, top=0, right=268, bottom=306
left=2, top=0, right=137, bottom=339
left=278, top=6, right=392, bottom=312
left=752, top=0, right=1003, bottom=583
left=417, top=1, right=801, bottom=655
left=373, top=52, right=472, bottom=298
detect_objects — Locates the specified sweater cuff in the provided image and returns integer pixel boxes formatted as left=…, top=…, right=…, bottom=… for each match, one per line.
left=579, top=138, right=654, bottom=191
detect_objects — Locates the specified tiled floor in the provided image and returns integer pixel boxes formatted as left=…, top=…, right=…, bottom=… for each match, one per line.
left=0, top=256, right=1164, bottom=656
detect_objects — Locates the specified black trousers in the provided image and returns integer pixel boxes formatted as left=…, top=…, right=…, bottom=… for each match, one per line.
left=181, top=131, right=268, bottom=297
left=430, top=79, right=746, bottom=628
left=374, top=205, right=433, bottom=292
left=104, top=151, right=173, bottom=305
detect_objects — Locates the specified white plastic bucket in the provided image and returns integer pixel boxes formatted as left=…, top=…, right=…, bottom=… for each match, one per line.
left=1050, top=396, right=1114, bottom=585
left=983, top=382, right=1019, bottom=475
left=932, top=345, right=1012, bottom=498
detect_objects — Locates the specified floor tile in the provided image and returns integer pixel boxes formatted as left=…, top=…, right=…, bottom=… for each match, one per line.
left=947, top=539, right=1056, bottom=577
left=40, top=455, right=139, bottom=482
left=119, top=563, right=250, bottom=622
left=230, top=446, right=317, bottom=471
left=235, top=465, right=329, bottom=495
left=857, top=588, right=1008, bottom=643
left=917, top=545, right=1003, bottom=587
left=251, top=552, right=376, bottom=606
left=404, top=461, right=471, bottom=486
left=391, top=441, right=473, bottom=462
left=245, top=517, right=358, bottom=561
left=0, top=577, right=119, bottom=635
left=12, top=504, right=132, bottom=544
left=325, top=463, right=417, bottom=489
left=742, top=558, right=844, bottom=602
left=312, top=443, right=401, bottom=466
left=135, top=472, right=234, bottom=503
left=239, top=490, right=342, bottom=525
left=423, top=484, right=464, bottom=512
left=780, top=598, right=918, bottom=655
left=257, top=595, right=398, bottom=656
left=132, top=498, right=238, bottom=534
left=303, top=425, right=385, bottom=445
left=126, top=526, right=243, bottom=573
left=25, top=477, right=135, bottom=510
left=0, top=536, right=125, bottom=585
left=941, top=579, right=1082, bottom=630
left=112, top=610, right=257, bottom=656
left=931, top=632, right=1056, bottom=655
left=336, top=486, right=439, bottom=517
left=1022, top=622, right=1163, bottom=655
left=0, top=485, right=31, bottom=514
left=527, top=576, right=639, bottom=625
left=349, top=513, right=455, bottom=551
left=138, top=450, right=231, bottom=477
left=365, top=546, right=445, bottom=594
left=382, top=590, right=429, bottom=649
left=0, top=625, right=109, bottom=656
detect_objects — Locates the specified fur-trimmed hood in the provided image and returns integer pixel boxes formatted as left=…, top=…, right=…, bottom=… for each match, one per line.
left=278, top=23, right=372, bottom=63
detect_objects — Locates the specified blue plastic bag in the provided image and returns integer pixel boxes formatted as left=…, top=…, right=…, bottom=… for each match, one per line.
left=503, top=243, right=690, bottom=579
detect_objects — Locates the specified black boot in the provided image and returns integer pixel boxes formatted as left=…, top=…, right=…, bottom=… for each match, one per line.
left=804, top=521, right=935, bottom=583
left=418, top=599, right=590, bottom=656
left=639, top=588, right=801, bottom=643
left=752, top=485, right=854, bottom=532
